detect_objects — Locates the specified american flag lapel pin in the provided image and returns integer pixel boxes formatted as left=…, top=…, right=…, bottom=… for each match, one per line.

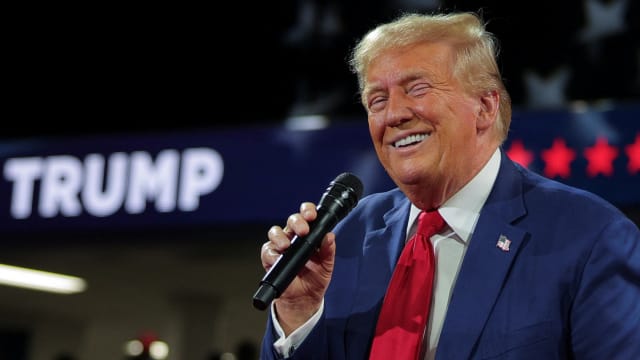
left=496, top=235, right=511, bottom=252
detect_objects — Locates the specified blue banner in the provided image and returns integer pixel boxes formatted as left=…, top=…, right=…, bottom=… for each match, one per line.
left=504, top=103, right=639, bottom=207
left=1, top=103, right=638, bottom=234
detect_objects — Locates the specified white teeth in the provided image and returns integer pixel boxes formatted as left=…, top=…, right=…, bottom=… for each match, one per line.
left=394, top=134, right=427, bottom=148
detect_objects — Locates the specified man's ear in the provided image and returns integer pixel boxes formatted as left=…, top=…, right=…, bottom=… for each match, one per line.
left=477, top=90, right=499, bottom=131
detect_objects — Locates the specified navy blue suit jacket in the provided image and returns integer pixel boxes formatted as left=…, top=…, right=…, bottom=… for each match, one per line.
left=261, top=153, right=640, bottom=359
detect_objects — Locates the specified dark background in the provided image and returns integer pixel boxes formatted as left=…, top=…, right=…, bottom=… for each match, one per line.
left=5, top=1, right=639, bottom=139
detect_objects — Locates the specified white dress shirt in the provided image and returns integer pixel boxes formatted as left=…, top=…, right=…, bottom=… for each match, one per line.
left=273, top=149, right=502, bottom=359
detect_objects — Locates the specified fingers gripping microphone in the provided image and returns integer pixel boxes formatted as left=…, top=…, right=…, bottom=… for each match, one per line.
left=252, top=172, right=364, bottom=310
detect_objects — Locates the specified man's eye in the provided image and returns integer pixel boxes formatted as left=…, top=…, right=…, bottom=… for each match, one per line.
left=409, top=84, right=429, bottom=96
left=369, top=97, right=387, bottom=112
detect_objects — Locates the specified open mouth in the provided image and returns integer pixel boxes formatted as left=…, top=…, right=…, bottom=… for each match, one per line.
left=394, top=133, right=428, bottom=148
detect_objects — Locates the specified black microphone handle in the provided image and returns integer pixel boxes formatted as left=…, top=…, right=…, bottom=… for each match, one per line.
left=252, top=207, right=338, bottom=310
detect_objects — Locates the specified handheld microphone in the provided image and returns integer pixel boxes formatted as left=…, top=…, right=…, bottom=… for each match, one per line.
left=252, top=172, right=364, bottom=311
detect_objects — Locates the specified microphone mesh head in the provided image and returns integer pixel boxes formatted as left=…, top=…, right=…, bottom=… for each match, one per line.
left=334, top=172, right=364, bottom=200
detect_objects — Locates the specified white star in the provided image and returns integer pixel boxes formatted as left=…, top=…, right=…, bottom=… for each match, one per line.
left=523, top=66, right=571, bottom=108
left=579, top=0, right=628, bottom=43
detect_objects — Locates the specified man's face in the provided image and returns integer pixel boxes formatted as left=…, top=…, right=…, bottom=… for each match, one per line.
left=363, top=42, right=491, bottom=209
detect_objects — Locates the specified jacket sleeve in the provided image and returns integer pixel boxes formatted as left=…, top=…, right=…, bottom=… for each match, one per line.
left=570, top=216, right=640, bottom=359
left=259, top=307, right=330, bottom=360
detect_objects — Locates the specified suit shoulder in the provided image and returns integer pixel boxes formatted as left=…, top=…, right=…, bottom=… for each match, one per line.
left=356, top=187, right=406, bottom=213
left=335, top=187, right=407, bottom=232
left=515, top=164, right=631, bottom=224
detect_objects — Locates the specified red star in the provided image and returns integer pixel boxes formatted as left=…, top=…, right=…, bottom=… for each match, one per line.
left=625, top=134, right=640, bottom=175
left=541, top=138, right=575, bottom=178
left=584, top=136, right=619, bottom=177
left=506, top=139, right=534, bottom=168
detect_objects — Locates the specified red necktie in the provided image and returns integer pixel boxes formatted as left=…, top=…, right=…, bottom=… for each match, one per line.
left=369, top=210, right=445, bottom=360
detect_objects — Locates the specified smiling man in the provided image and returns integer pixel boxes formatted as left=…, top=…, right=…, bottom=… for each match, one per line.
left=258, top=11, right=640, bottom=360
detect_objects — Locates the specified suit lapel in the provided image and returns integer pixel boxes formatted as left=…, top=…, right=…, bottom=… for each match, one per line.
left=344, top=195, right=412, bottom=358
left=436, top=154, right=530, bottom=359
left=352, top=198, right=411, bottom=312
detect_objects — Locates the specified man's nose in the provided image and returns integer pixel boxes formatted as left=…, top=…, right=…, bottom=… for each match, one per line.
left=384, top=92, right=414, bottom=127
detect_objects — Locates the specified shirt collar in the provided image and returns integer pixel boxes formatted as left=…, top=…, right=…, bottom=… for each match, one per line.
left=408, top=148, right=501, bottom=242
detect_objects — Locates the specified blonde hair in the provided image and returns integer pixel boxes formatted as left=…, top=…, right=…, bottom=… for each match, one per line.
left=349, top=12, right=512, bottom=142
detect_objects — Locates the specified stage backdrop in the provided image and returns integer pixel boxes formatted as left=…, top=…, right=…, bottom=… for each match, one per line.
left=1, top=103, right=638, bottom=235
